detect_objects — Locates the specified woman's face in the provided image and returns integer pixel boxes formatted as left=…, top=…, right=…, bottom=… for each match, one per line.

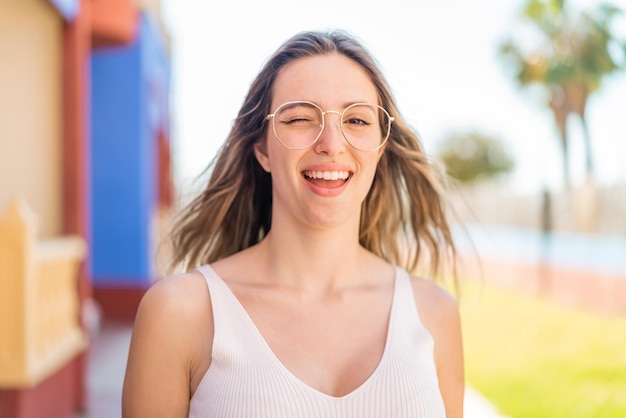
left=255, top=53, right=385, bottom=230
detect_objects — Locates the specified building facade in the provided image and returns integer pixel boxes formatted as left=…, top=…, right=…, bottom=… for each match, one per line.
left=0, top=1, right=172, bottom=416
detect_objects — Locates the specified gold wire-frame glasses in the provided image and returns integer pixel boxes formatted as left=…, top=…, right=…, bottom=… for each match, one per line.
left=266, top=101, right=394, bottom=152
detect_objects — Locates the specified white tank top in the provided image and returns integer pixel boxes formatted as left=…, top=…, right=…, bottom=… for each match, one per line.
left=189, top=265, right=445, bottom=418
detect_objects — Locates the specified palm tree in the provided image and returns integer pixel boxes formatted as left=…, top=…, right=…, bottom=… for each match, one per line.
left=499, top=0, right=625, bottom=187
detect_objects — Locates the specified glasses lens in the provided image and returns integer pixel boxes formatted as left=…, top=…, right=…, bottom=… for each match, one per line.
left=341, top=104, right=391, bottom=151
left=273, top=102, right=323, bottom=149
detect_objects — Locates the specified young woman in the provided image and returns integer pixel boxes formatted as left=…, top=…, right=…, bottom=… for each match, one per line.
left=123, top=30, right=464, bottom=417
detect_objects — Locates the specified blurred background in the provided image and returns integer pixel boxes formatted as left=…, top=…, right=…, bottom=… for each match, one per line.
left=0, top=0, right=624, bottom=417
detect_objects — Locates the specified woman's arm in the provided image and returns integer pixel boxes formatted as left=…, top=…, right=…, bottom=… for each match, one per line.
left=122, top=272, right=212, bottom=418
left=412, top=278, right=465, bottom=418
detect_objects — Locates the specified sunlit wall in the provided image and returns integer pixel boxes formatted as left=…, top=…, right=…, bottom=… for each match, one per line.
left=0, top=0, right=63, bottom=237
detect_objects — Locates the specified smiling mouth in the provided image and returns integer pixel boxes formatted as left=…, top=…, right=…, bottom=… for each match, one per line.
left=303, top=170, right=351, bottom=187
left=303, top=170, right=350, bottom=180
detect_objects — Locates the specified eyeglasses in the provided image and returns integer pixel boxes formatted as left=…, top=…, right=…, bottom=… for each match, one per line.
left=266, top=101, right=394, bottom=152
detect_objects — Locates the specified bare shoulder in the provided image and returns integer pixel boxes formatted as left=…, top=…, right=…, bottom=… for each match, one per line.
left=123, top=270, right=213, bottom=417
left=136, top=270, right=212, bottom=329
left=408, top=274, right=460, bottom=328
left=129, top=269, right=214, bottom=365
left=132, top=269, right=214, bottom=370
left=408, top=274, right=465, bottom=418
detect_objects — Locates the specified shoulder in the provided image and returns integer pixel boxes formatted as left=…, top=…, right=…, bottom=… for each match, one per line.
left=123, top=269, right=214, bottom=415
left=407, top=273, right=465, bottom=417
left=408, top=273, right=460, bottom=327
left=406, top=273, right=462, bottom=361
left=137, top=269, right=212, bottom=326
left=131, top=269, right=214, bottom=377
left=131, top=269, right=214, bottom=365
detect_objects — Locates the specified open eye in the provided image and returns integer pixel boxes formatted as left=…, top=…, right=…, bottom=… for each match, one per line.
left=342, top=105, right=377, bottom=129
left=344, top=116, right=371, bottom=126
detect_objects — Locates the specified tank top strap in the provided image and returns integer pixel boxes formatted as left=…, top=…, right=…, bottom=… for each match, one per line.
left=195, top=264, right=260, bottom=346
left=389, top=267, right=434, bottom=351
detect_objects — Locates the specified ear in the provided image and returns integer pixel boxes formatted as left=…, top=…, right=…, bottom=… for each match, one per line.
left=254, top=141, right=271, bottom=173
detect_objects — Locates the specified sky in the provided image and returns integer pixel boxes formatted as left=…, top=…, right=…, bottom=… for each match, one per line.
left=161, top=0, right=626, bottom=196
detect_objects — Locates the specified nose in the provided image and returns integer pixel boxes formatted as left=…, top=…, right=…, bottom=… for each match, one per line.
left=313, top=111, right=346, bottom=155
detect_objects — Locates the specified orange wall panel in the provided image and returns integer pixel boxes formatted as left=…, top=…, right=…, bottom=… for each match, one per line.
left=90, top=0, right=138, bottom=46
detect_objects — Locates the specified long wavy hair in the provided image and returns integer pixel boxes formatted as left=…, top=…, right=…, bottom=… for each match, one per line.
left=167, top=30, right=457, bottom=279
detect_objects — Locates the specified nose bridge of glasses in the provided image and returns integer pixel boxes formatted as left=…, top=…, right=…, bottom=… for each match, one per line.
left=313, top=109, right=345, bottom=151
left=321, top=109, right=342, bottom=125
left=318, top=109, right=342, bottom=131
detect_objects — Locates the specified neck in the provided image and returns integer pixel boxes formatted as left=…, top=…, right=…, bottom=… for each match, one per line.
left=256, top=220, right=367, bottom=292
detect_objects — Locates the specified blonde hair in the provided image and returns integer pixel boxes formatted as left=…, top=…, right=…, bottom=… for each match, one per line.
left=167, top=30, right=457, bottom=279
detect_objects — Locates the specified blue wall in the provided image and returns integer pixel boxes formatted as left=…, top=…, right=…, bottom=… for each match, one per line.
left=90, top=15, right=169, bottom=287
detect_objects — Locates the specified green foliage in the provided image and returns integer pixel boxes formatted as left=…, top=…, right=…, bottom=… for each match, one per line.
left=461, top=283, right=626, bottom=417
left=435, top=131, right=514, bottom=184
left=497, top=0, right=626, bottom=183
left=499, top=0, right=626, bottom=91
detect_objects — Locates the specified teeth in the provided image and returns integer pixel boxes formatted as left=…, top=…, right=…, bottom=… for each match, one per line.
left=304, top=170, right=350, bottom=180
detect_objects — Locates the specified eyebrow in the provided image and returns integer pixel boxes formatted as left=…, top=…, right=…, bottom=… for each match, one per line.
left=289, top=100, right=377, bottom=109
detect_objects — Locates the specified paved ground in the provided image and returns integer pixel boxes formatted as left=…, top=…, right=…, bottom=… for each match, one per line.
left=81, top=322, right=507, bottom=417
